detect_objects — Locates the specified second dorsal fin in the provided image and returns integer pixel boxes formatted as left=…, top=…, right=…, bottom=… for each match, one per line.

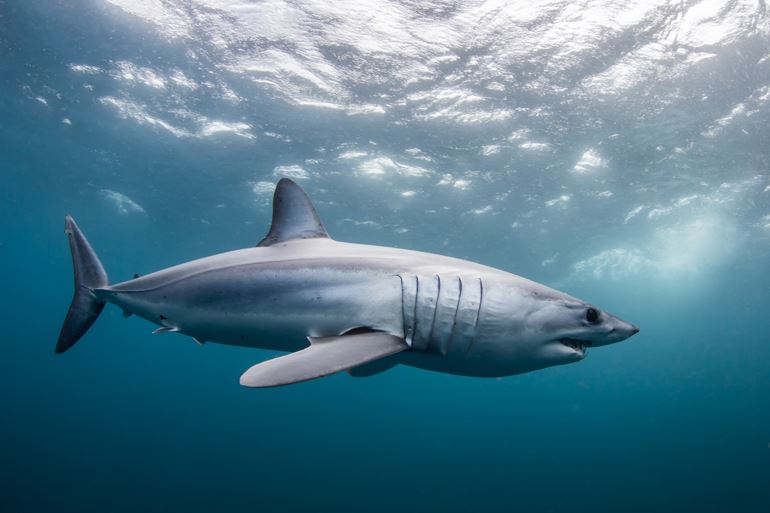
left=257, top=178, right=331, bottom=247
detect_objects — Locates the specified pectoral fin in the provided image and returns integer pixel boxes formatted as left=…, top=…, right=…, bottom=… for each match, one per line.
left=239, top=332, right=408, bottom=388
left=348, top=356, right=400, bottom=378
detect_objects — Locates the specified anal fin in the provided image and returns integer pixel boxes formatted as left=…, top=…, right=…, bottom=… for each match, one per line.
left=240, top=332, right=407, bottom=388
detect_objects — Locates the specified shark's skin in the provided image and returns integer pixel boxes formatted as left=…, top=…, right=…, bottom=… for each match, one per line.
left=57, top=179, right=639, bottom=386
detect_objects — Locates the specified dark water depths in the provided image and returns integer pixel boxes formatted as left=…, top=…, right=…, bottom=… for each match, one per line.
left=2, top=1, right=770, bottom=511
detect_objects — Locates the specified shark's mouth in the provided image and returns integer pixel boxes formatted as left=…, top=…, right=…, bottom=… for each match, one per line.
left=559, top=338, right=589, bottom=356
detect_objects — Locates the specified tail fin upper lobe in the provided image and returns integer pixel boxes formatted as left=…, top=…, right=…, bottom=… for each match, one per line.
left=56, top=215, right=109, bottom=353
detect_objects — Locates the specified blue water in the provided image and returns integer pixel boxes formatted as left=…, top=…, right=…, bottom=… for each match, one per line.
left=2, top=1, right=770, bottom=511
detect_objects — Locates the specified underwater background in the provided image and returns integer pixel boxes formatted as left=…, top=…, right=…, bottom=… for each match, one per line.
left=2, top=1, right=770, bottom=511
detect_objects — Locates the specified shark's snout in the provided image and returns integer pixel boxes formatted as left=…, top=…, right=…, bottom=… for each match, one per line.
left=592, top=315, right=639, bottom=347
left=619, top=320, right=640, bottom=338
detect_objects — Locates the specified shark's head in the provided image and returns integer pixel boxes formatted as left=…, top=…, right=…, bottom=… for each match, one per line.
left=467, top=278, right=639, bottom=375
left=527, top=296, right=639, bottom=366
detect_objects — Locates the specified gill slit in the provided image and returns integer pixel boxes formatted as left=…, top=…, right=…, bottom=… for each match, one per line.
left=396, top=274, right=408, bottom=346
left=466, top=276, right=484, bottom=355
left=446, top=275, right=463, bottom=355
left=412, top=274, right=419, bottom=346
left=428, top=274, right=441, bottom=345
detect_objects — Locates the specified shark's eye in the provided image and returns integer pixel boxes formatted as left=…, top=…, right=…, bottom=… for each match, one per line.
left=586, top=307, right=600, bottom=324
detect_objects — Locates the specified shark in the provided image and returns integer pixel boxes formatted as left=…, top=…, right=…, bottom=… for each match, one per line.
left=57, top=178, right=639, bottom=387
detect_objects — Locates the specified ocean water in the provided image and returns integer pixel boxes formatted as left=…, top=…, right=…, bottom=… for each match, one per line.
left=2, top=1, right=770, bottom=511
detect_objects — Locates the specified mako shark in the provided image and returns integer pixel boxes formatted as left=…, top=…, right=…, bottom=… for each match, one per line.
left=57, top=178, right=638, bottom=387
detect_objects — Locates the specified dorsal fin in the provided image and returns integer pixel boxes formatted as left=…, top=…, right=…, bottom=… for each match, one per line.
left=257, top=178, right=331, bottom=247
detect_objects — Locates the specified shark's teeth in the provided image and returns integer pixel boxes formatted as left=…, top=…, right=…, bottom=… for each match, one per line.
left=559, top=338, right=586, bottom=355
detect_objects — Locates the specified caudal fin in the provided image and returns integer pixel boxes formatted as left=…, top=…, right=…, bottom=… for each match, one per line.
left=56, top=215, right=109, bottom=353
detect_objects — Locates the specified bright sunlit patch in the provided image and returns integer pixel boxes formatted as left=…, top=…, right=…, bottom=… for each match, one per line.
left=105, top=0, right=191, bottom=38
left=703, top=86, right=770, bottom=137
left=407, top=87, right=484, bottom=106
left=645, top=177, right=763, bottom=223
left=677, top=0, right=749, bottom=47
left=647, top=195, right=701, bottom=219
left=405, top=148, right=433, bottom=162
left=291, top=99, right=346, bottom=111
left=169, top=70, right=198, bottom=90
left=624, top=205, right=646, bottom=223
left=541, top=253, right=560, bottom=267
left=338, top=150, right=368, bottom=159
left=656, top=216, right=734, bottom=271
left=69, top=63, right=102, bottom=74
left=572, top=148, right=606, bottom=174
left=249, top=181, right=276, bottom=205
left=232, top=48, right=342, bottom=97
left=453, top=179, right=471, bottom=189
left=575, top=175, right=766, bottom=282
left=580, top=42, right=670, bottom=95
left=703, top=102, right=747, bottom=138
left=572, top=248, right=654, bottom=281
left=545, top=195, right=571, bottom=207
left=357, top=158, right=388, bottom=177
left=99, top=189, right=146, bottom=215
left=218, top=84, right=242, bottom=103
left=357, top=156, right=431, bottom=178
left=519, top=141, right=551, bottom=152
left=508, top=129, right=531, bottom=141
left=112, top=61, right=166, bottom=89
left=436, top=174, right=474, bottom=190
left=346, top=104, right=386, bottom=115
left=263, top=132, right=291, bottom=142
left=100, top=96, right=253, bottom=139
left=416, top=107, right=514, bottom=124
left=470, top=205, right=493, bottom=215
left=340, top=218, right=383, bottom=229
left=572, top=215, right=737, bottom=282
left=102, top=0, right=767, bottom=140
left=199, top=121, right=254, bottom=139
left=100, top=96, right=191, bottom=137
left=273, top=165, right=310, bottom=180
left=480, top=145, right=501, bottom=156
